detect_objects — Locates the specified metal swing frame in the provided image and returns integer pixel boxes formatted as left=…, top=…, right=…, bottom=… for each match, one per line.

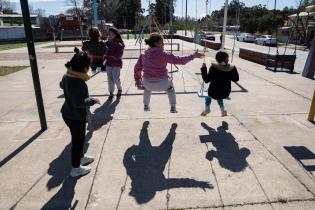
left=265, top=0, right=298, bottom=73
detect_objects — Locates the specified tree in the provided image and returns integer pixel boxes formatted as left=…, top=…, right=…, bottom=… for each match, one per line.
left=154, top=0, right=176, bottom=25
left=0, top=0, right=9, bottom=12
left=115, top=0, right=142, bottom=29
left=0, top=0, right=13, bottom=14
left=103, top=0, right=123, bottom=23
left=257, top=13, right=283, bottom=33
left=81, top=0, right=142, bottom=29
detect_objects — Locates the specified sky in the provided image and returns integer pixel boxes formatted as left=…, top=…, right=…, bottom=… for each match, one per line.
left=9, top=0, right=298, bottom=17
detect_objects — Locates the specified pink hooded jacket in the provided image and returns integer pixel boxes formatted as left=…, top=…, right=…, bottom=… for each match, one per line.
left=134, top=47, right=196, bottom=82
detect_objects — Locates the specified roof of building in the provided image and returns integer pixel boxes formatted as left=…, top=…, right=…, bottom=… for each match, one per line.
left=289, top=11, right=315, bottom=18
left=0, top=14, right=38, bottom=18
left=306, top=5, right=315, bottom=12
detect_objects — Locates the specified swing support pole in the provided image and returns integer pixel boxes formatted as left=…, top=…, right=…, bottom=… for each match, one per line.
left=20, top=0, right=47, bottom=131
left=185, top=0, right=188, bottom=36
left=93, top=0, right=98, bottom=27
left=222, top=0, right=228, bottom=50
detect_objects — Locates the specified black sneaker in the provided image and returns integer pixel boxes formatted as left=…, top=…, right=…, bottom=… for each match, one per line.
left=108, top=93, right=114, bottom=101
left=117, top=90, right=122, bottom=100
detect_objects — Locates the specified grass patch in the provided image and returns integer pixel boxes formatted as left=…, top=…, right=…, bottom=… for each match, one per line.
left=43, top=45, right=56, bottom=48
left=0, top=66, right=29, bottom=76
left=0, top=41, right=50, bottom=51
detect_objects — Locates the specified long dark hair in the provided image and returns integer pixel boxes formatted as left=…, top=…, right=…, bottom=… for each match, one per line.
left=65, top=47, right=90, bottom=72
left=109, top=27, right=125, bottom=47
left=88, top=27, right=101, bottom=42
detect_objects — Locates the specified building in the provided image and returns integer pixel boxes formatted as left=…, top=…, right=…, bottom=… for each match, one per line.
left=280, top=5, right=315, bottom=44
left=0, top=14, right=40, bottom=27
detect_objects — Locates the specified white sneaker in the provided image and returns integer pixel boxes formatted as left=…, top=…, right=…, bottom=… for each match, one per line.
left=81, top=156, right=95, bottom=166
left=70, top=165, right=91, bottom=178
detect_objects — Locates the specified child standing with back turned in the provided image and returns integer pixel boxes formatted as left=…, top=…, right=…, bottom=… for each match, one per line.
left=82, top=27, right=107, bottom=72
left=60, top=48, right=101, bottom=178
left=200, top=51, right=239, bottom=117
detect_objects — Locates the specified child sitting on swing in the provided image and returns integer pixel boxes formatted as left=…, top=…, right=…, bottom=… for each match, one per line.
left=134, top=33, right=204, bottom=113
left=200, top=51, right=239, bottom=117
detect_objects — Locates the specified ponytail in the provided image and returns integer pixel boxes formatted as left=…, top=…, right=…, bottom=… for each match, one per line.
left=145, top=33, right=163, bottom=48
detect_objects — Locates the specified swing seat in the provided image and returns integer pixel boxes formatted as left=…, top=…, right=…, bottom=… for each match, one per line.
left=198, top=90, right=208, bottom=98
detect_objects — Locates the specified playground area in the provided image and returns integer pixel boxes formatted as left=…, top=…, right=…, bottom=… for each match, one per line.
left=0, top=38, right=314, bottom=209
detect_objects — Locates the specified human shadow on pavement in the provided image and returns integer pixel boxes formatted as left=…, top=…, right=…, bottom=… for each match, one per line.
left=41, top=99, right=119, bottom=209
left=123, top=121, right=213, bottom=204
left=284, top=146, right=315, bottom=172
left=41, top=143, right=77, bottom=210
left=84, top=98, right=119, bottom=152
left=200, top=122, right=250, bottom=172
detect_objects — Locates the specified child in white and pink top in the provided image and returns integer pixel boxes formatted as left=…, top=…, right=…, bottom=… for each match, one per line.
left=134, top=33, right=204, bottom=113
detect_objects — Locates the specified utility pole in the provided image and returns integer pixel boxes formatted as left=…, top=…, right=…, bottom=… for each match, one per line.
left=185, top=0, right=187, bottom=36
left=93, top=0, right=98, bottom=27
left=222, top=0, right=228, bottom=49
left=20, top=0, right=47, bottom=131
left=206, top=0, right=209, bottom=17
left=170, top=0, right=173, bottom=31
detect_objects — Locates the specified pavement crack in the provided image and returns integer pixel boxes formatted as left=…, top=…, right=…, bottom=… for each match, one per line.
left=115, top=175, right=128, bottom=210
left=159, top=197, right=315, bottom=210
left=84, top=121, right=113, bottom=210
left=231, top=114, right=315, bottom=197
left=203, top=143, right=224, bottom=207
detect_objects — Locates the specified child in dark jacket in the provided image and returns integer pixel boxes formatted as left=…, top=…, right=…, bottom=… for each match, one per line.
left=60, top=47, right=101, bottom=178
left=82, top=27, right=107, bottom=71
left=200, top=51, right=239, bottom=117
left=105, top=27, right=125, bottom=100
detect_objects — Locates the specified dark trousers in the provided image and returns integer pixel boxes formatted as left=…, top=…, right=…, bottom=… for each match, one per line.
left=91, top=60, right=106, bottom=71
left=63, top=116, right=86, bottom=168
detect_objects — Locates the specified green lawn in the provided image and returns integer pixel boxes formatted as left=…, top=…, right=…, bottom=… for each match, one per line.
left=0, top=41, right=50, bottom=51
left=0, top=66, right=29, bottom=76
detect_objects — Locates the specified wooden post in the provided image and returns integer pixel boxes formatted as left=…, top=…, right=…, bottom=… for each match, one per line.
left=308, top=89, right=315, bottom=121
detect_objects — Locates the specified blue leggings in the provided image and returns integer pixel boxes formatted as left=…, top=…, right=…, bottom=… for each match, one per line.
left=205, top=96, right=224, bottom=109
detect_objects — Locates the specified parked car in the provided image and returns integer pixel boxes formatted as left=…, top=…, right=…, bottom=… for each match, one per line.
left=237, top=33, right=255, bottom=42
left=201, top=32, right=215, bottom=41
left=255, top=35, right=277, bottom=46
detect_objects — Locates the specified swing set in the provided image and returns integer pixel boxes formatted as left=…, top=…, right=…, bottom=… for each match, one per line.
left=265, top=0, right=298, bottom=73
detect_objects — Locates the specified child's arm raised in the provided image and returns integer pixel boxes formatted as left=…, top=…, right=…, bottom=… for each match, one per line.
left=72, top=83, right=99, bottom=108
left=163, top=51, right=204, bottom=65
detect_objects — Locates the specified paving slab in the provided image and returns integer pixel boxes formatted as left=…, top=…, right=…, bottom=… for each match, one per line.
left=0, top=39, right=314, bottom=210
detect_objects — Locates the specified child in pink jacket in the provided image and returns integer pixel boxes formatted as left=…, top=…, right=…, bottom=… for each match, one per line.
left=134, top=33, right=204, bottom=113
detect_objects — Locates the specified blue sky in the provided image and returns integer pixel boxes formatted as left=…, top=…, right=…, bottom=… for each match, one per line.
left=10, top=0, right=297, bottom=17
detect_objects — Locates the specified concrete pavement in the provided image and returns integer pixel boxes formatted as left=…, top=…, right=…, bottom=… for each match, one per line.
left=0, top=40, right=314, bottom=210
